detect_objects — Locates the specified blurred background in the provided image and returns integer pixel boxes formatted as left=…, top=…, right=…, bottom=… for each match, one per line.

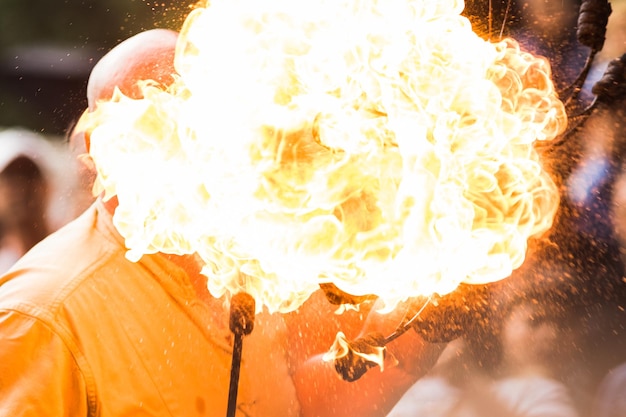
left=0, top=0, right=190, bottom=136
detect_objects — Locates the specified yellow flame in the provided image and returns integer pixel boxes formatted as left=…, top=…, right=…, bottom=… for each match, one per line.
left=323, top=331, right=387, bottom=371
left=84, top=0, right=567, bottom=313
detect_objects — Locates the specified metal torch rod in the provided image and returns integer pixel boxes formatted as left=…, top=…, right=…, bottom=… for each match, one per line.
left=383, top=295, right=432, bottom=345
left=226, top=292, right=256, bottom=417
left=226, top=331, right=245, bottom=417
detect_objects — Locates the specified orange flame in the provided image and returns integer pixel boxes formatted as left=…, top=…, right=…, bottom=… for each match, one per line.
left=84, top=0, right=567, bottom=313
left=323, top=331, right=389, bottom=375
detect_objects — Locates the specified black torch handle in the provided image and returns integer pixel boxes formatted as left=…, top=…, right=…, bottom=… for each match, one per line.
left=226, top=332, right=244, bottom=417
left=225, top=292, right=256, bottom=417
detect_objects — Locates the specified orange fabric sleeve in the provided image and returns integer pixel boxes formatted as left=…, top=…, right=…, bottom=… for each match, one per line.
left=0, top=310, right=89, bottom=417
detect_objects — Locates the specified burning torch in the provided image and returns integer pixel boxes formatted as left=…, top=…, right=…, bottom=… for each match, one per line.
left=226, top=292, right=255, bottom=417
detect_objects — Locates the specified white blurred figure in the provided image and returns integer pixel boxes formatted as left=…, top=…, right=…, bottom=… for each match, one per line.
left=591, top=362, right=626, bottom=417
left=386, top=337, right=501, bottom=417
left=387, top=314, right=510, bottom=417
left=0, top=128, right=83, bottom=274
left=386, top=338, right=469, bottom=417
left=491, top=296, right=580, bottom=417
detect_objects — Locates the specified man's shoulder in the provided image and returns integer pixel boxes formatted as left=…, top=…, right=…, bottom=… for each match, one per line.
left=0, top=203, right=125, bottom=319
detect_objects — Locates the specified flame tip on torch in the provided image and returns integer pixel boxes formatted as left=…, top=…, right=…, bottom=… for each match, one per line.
left=229, top=292, right=256, bottom=335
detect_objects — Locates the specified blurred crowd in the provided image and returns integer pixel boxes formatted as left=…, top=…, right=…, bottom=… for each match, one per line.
left=0, top=0, right=625, bottom=416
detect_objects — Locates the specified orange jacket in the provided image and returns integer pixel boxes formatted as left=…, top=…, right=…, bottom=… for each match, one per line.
left=0, top=200, right=299, bottom=416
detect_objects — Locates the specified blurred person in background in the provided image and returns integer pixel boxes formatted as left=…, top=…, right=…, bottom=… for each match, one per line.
left=590, top=361, right=626, bottom=417
left=489, top=291, right=581, bottom=417
left=0, top=128, right=82, bottom=274
left=0, top=131, right=50, bottom=273
left=386, top=331, right=505, bottom=417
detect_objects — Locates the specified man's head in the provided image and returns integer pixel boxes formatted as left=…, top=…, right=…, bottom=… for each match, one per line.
left=70, top=29, right=179, bottom=209
left=71, top=28, right=179, bottom=155
left=86, top=28, right=179, bottom=111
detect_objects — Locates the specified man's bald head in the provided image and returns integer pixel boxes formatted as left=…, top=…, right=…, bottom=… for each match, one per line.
left=86, top=28, right=179, bottom=111
left=74, top=28, right=178, bottom=151
left=71, top=29, right=179, bottom=212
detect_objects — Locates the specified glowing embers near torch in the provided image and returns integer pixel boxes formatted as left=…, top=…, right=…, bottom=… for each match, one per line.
left=85, top=0, right=567, bottom=313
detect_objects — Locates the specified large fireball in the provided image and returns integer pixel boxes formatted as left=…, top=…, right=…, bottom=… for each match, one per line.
left=84, top=0, right=567, bottom=313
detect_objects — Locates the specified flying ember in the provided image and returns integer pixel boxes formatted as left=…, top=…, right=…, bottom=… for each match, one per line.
left=83, top=0, right=567, bottom=313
